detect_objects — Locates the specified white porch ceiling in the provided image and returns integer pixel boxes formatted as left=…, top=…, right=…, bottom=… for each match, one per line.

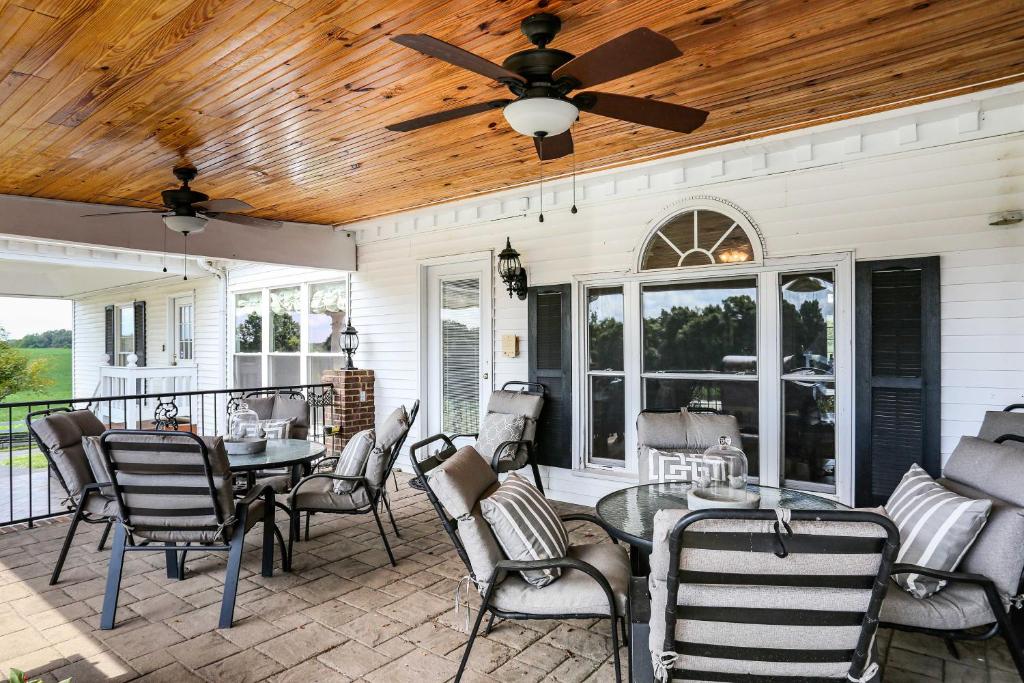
left=0, top=258, right=200, bottom=298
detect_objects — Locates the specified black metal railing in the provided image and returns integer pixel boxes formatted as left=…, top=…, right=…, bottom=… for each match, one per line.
left=1, top=383, right=334, bottom=527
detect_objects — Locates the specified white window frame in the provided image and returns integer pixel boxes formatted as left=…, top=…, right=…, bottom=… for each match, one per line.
left=114, top=302, right=135, bottom=367
left=166, top=291, right=196, bottom=366
left=574, top=252, right=854, bottom=504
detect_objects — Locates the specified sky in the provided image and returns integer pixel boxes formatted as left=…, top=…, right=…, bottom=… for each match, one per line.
left=0, top=297, right=73, bottom=339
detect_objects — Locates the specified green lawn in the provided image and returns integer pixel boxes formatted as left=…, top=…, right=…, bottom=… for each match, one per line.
left=2, top=347, right=72, bottom=468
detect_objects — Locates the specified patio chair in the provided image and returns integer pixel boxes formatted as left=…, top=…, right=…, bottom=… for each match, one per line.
left=26, top=407, right=117, bottom=585
left=977, top=403, right=1024, bottom=445
left=287, top=401, right=419, bottom=567
left=242, top=390, right=313, bottom=493
left=410, top=433, right=629, bottom=683
left=636, top=408, right=743, bottom=484
left=879, top=433, right=1024, bottom=676
left=93, top=429, right=284, bottom=629
left=451, top=381, right=547, bottom=493
left=635, top=507, right=899, bottom=682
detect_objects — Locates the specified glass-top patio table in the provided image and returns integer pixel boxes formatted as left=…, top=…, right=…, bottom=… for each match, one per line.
left=596, top=482, right=849, bottom=573
left=227, top=438, right=326, bottom=490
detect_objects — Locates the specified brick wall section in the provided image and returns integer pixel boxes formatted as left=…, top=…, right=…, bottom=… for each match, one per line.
left=321, top=369, right=375, bottom=454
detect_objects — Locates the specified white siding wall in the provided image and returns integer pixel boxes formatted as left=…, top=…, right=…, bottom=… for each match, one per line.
left=351, top=133, right=1024, bottom=506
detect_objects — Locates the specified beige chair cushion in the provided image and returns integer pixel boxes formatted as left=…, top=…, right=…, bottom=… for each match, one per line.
left=490, top=543, right=630, bottom=617
left=30, top=410, right=106, bottom=498
left=272, top=396, right=310, bottom=439
left=457, top=506, right=506, bottom=589
left=485, top=390, right=544, bottom=466
left=977, top=410, right=1024, bottom=445
left=428, top=445, right=498, bottom=518
left=880, top=580, right=995, bottom=631
left=376, top=405, right=410, bottom=452
left=141, top=499, right=267, bottom=543
left=291, top=477, right=372, bottom=511
left=943, top=436, right=1024, bottom=506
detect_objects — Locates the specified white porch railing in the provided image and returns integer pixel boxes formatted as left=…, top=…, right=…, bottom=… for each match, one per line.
left=97, top=361, right=199, bottom=428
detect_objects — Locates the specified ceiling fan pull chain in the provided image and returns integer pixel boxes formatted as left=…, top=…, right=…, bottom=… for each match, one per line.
left=571, top=122, right=578, bottom=215
left=162, top=224, right=168, bottom=272
left=538, top=136, right=544, bottom=223
left=182, top=232, right=189, bottom=281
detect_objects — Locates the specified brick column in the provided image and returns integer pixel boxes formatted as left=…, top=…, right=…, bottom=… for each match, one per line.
left=321, top=369, right=375, bottom=454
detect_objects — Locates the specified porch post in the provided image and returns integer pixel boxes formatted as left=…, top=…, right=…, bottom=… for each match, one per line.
left=322, top=369, right=375, bottom=454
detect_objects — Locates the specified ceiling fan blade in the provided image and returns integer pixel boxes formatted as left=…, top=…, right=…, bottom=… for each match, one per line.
left=576, top=92, right=708, bottom=134
left=392, top=34, right=525, bottom=84
left=193, top=198, right=253, bottom=212
left=206, top=212, right=283, bottom=230
left=553, top=28, right=682, bottom=89
left=80, top=209, right=163, bottom=217
left=386, top=99, right=511, bottom=132
left=535, top=130, right=573, bottom=161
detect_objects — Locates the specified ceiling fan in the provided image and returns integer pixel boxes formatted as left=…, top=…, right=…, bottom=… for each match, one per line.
left=385, top=13, right=709, bottom=160
left=82, top=165, right=283, bottom=234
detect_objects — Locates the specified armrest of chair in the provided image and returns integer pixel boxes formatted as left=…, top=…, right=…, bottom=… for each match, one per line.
left=450, top=433, right=479, bottom=443
left=491, top=439, right=533, bottom=471
left=559, top=512, right=619, bottom=544
left=315, top=456, right=340, bottom=472
left=236, top=482, right=272, bottom=510
left=891, top=563, right=995, bottom=588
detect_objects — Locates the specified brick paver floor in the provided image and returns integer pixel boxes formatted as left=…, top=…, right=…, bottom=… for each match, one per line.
left=0, top=473, right=1019, bottom=682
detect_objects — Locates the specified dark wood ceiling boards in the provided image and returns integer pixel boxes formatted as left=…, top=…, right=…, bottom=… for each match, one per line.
left=0, top=0, right=1022, bottom=226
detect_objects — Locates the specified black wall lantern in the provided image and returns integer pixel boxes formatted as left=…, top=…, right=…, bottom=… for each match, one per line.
left=341, top=315, right=360, bottom=370
left=498, top=237, right=528, bottom=300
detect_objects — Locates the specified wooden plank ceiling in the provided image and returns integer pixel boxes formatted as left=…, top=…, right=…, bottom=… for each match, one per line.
left=0, top=0, right=1022, bottom=226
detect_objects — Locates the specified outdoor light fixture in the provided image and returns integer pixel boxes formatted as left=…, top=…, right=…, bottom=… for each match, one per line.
left=341, top=316, right=360, bottom=370
left=162, top=214, right=207, bottom=234
left=502, top=98, right=579, bottom=138
left=498, top=237, right=529, bottom=300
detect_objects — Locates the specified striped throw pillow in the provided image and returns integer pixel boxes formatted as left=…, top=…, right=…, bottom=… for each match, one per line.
left=332, top=429, right=376, bottom=494
left=885, top=464, right=992, bottom=598
left=480, top=473, right=569, bottom=587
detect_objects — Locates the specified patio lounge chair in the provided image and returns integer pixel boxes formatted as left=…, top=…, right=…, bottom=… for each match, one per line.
left=410, top=433, right=630, bottom=683
left=634, top=507, right=899, bottom=682
left=26, top=407, right=117, bottom=585
left=452, top=381, right=547, bottom=493
left=879, top=432, right=1024, bottom=676
left=93, top=430, right=284, bottom=629
left=977, top=403, right=1024, bottom=445
left=636, top=408, right=743, bottom=484
left=287, top=401, right=418, bottom=567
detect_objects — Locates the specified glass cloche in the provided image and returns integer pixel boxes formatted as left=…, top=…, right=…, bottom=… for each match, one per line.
left=687, top=435, right=758, bottom=509
left=228, top=402, right=263, bottom=440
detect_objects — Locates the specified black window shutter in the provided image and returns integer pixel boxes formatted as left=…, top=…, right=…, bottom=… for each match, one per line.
left=855, top=257, right=940, bottom=506
left=528, top=284, right=572, bottom=469
left=133, top=300, right=147, bottom=367
left=104, top=305, right=115, bottom=362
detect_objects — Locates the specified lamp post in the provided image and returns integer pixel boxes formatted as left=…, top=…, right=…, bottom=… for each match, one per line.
left=341, top=315, right=360, bottom=370
left=497, top=237, right=528, bottom=300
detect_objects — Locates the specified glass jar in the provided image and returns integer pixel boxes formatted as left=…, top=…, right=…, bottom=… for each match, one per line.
left=228, top=402, right=263, bottom=440
left=695, top=436, right=748, bottom=490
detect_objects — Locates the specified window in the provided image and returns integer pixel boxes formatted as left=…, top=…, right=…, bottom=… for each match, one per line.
left=641, top=209, right=756, bottom=270
left=231, top=277, right=350, bottom=389
left=586, top=286, right=625, bottom=466
left=116, top=304, right=135, bottom=366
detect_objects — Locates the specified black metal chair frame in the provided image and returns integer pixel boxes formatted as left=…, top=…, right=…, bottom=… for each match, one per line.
left=410, top=432, right=624, bottom=683
left=96, top=429, right=283, bottom=630
left=287, top=401, right=419, bottom=567
left=26, top=407, right=116, bottom=585
left=449, top=381, right=547, bottom=494
left=879, top=430, right=1024, bottom=676
left=637, top=508, right=901, bottom=683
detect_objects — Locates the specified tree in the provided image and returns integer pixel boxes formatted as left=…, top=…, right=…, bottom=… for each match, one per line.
left=272, top=312, right=300, bottom=352
left=236, top=312, right=262, bottom=352
left=14, top=329, right=72, bottom=348
left=0, top=327, right=53, bottom=401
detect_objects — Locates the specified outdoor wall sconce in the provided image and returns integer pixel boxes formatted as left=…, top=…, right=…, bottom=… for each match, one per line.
left=341, top=315, right=360, bottom=370
left=498, top=237, right=529, bottom=300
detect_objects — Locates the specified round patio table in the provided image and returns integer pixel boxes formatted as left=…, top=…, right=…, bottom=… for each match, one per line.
left=596, top=482, right=849, bottom=574
left=227, top=438, right=326, bottom=490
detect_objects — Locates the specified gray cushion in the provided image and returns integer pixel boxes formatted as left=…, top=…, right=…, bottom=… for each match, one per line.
left=491, top=543, right=630, bottom=617
left=941, top=478, right=1024, bottom=603
left=880, top=580, right=995, bottom=630
left=332, top=429, right=375, bottom=493
left=376, top=405, right=410, bottom=452
left=977, top=410, right=1024, bottom=444
left=475, top=412, right=526, bottom=463
left=638, top=410, right=742, bottom=451
left=486, top=390, right=544, bottom=464
left=30, top=410, right=105, bottom=499
left=363, top=445, right=392, bottom=490
left=245, top=397, right=275, bottom=420
left=428, top=445, right=498, bottom=518
left=272, top=396, right=309, bottom=439
left=290, top=477, right=372, bottom=511
left=480, top=473, right=569, bottom=587
left=944, top=436, right=1024, bottom=506
left=141, top=498, right=266, bottom=543
left=457, top=506, right=506, bottom=590
left=885, top=464, right=991, bottom=598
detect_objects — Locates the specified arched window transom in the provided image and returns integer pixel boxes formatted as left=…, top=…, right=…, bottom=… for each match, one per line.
left=640, top=208, right=757, bottom=271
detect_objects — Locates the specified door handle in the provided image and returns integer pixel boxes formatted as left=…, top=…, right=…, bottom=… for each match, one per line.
left=482, top=373, right=489, bottom=380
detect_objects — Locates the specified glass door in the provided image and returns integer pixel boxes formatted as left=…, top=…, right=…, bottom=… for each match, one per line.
left=172, top=295, right=195, bottom=365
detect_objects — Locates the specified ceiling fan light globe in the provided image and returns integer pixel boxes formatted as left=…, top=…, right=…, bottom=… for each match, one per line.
left=163, top=214, right=208, bottom=234
left=503, top=97, right=578, bottom=138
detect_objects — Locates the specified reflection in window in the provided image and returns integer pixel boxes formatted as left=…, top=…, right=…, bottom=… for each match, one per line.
left=269, top=355, right=301, bottom=386
left=270, top=287, right=301, bottom=353
left=641, top=209, right=756, bottom=270
left=644, top=378, right=760, bottom=477
left=235, top=292, right=262, bottom=353
left=591, top=376, right=626, bottom=464
left=642, top=279, right=757, bottom=373
left=233, top=356, right=261, bottom=389
left=781, top=272, right=835, bottom=374
left=782, top=380, right=836, bottom=490
left=588, top=287, right=623, bottom=371
left=308, top=281, right=347, bottom=353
